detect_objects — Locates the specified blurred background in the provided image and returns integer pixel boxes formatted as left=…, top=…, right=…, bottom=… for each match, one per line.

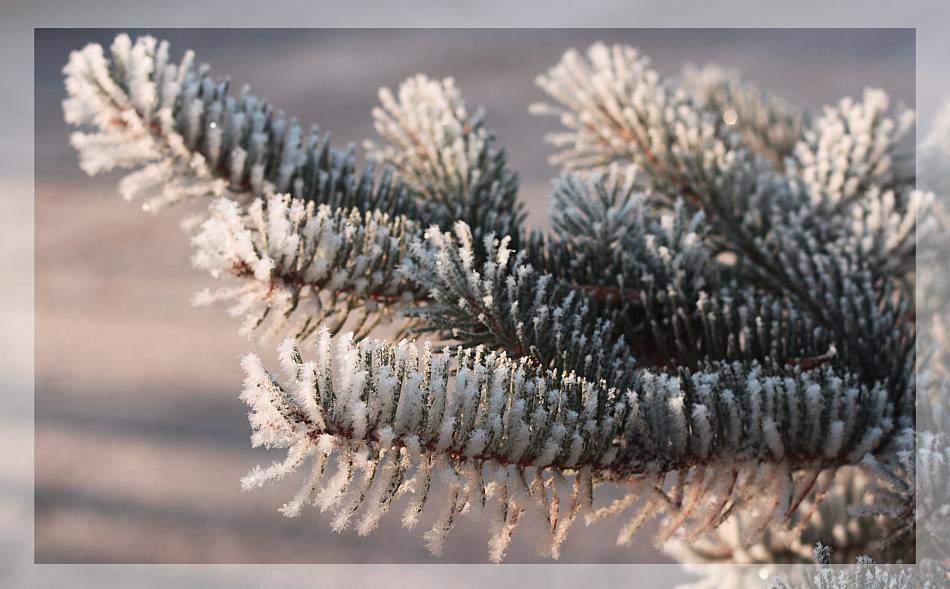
left=33, top=28, right=914, bottom=564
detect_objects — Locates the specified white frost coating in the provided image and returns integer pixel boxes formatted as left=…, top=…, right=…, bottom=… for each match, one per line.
left=364, top=72, right=523, bottom=241
left=63, top=34, right=229, bottom=210
left=355, top=448, right=402, bottom=536
left=240, top=442, right=314, bottom=491
left=690, top=404, right=713, bottom=459
left=239, top=325, right=894, bottom=561
left=681, top=62, right=805, bottom=162
left=368, top=75, right=486, bottom=198
left=65, top=35, right=918, bottom=565
left=278, top=435, right=333, bottom=517
left=191, top=193, right=415, bottom=340
left=66, top=34, right=373, bottom=216
left=793, top=89, right=913, bottom=208
left=824, top=420, right=846, bottom=459
left=761, top=417, right=785, bottom=460
left=532, top=40, right=920, bottom=310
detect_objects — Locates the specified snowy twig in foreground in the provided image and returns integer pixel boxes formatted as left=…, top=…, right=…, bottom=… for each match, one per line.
left=241, top=327, right=897, bottom=560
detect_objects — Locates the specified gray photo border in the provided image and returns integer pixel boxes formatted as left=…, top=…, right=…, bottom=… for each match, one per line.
left=6, top=1, right=948, bottom=587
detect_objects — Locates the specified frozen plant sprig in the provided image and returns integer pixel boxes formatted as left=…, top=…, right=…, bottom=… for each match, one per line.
left=538, top=48, right=914, bottom=239
left=665, top=465, right=910, bottom=567
left=65, top=34, right=532, bottom=341
left=63, top=35, right=922, bottom=564
left=63, top=34, right=227, bottom=211
left=367, top=74, right=526, bottom=249
left=532, top=43, right=920, bottom=283
left=533, top=43, right=917, bottom=393
left=403, top=220, right=636, bottom=388
left=241, top=326, right=899, bottom=560
left=681, top=62, right=807, bottom=166
left=64, top=33, right=424, bottom=222
left=854, top=427, right=950, bottom=565
left=192, top=193, right=418, bottom=340
left=543, top=167, right=845, bottom=372
left=787, top=89, right=919, bottom=279
left=547, top=164, right=711, bottom=297
left=789, top=89, right=915, bottom=212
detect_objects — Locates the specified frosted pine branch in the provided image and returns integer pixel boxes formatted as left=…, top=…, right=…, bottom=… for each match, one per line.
left=63, top=34, right=227, bottom=210
left=855, top=372, right=950, bottom=565
left=915, top=128, right=950, bottom=564
left=192, top=194, right=418, bottom=340
left=790, top=89, right=914, bottom=211
left=547, top=165, right=711, bottom=297
left=851, top=437, right=916, bottom=553
left=241, top=327, right=898, bottom=560
left=787, top=89, right=919, bottom=278
left=367, top=74, right=526, bottom=247
left=544, top=167, right=855, bottom=372
left=404, top=198, right=834, bottom=380
left=530, top=41, right=777, bottom=212
left=369, top=75, right=488, bottom=195
left=63, top=35, right=923, bottom=564
left=531, top=43, right=814, bottom=258
left=64, top=34, right=421, bottom=221
left=533, top=43, right=916, bottom=392
left=404, top=221, right=636, bottom=387
left=681, top=63, right=806, bottom=166
left=666, top=464, right=913, bottom=566
left=532, top=43, right=919, bottom=283
left=915, top=432, right=950, bottom=561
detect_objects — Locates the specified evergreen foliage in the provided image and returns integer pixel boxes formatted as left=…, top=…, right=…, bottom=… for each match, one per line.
left=63, top=34, right=932, bottom=571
